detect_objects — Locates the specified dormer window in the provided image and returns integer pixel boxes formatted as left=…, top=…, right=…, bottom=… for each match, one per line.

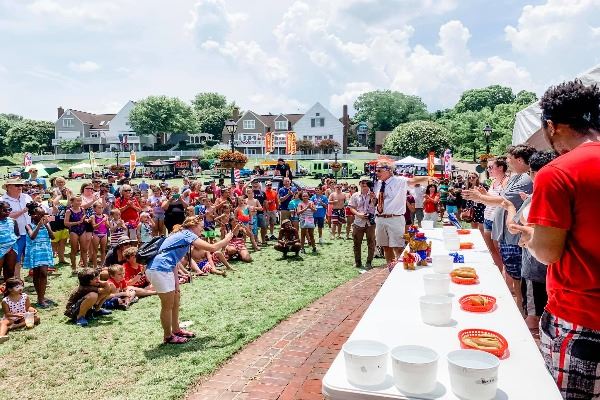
left=243, top=120, right=255, bottom=130
left=63, top=118, right=74, bottom=127
left=275, top=120, right=287, bottom=130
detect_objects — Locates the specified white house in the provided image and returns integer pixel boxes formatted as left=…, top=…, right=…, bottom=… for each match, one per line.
left=107, top=101, right=155, bottom=151
left=293, top=102, right=344, bottom=148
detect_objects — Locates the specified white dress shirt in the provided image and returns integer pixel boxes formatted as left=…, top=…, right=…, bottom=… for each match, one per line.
left=374, top=176, right=408, bottom=215
left=1, top=193, right=32, bottom=235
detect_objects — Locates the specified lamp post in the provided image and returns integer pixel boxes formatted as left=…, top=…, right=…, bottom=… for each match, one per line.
left=483, top=124, right=492, bottom=155
left=334, top=147, right=339, bottom=180
left=225, top=119, right=238, bottom=185
left=112, top=148, right=120, bottom=166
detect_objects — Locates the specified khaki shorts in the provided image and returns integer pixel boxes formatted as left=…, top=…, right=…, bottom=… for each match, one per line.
left=375, top=215, right=406, bottom=248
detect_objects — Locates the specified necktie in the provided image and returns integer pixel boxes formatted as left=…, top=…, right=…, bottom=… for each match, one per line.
left=377, top=181, right=386, bottom=214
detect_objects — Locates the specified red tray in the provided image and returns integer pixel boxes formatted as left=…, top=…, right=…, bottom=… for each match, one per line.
left=451, top=275, right=479, bottom=285
left=457, top=229, right=471, bottom=235
left=460, top=242, right=474, bottom=249
left=459, top=328, right=508, bottom=358
left=459, top=294, right=496, bottom=312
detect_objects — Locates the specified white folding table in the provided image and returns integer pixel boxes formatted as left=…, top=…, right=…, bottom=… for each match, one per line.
left=322, top=228, right=562, bottom=399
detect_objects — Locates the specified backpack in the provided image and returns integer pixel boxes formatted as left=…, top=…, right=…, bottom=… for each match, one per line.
left=136, top=236, right=189, bottom=265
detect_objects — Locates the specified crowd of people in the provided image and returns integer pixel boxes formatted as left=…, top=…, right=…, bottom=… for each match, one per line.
left=1, top=81, right=599, bottom=398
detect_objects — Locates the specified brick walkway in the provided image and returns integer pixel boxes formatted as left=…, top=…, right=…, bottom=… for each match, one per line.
left=186, top=267, right=388, bottom=400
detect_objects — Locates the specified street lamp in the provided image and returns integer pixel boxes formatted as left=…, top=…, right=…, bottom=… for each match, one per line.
left=483, top=124, right=492, bottom=154
left=225, top=119, right=238, bottom=185
left=112, top=147, right=120, bottom=166
left=334, top=147, right=340, bottom=180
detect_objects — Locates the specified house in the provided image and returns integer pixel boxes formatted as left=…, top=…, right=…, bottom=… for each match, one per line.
left=221, top=102, right=344, bottom=156
left=53, top=101, right=155, bottom=153
left=375, top=130, right=392, bottom=154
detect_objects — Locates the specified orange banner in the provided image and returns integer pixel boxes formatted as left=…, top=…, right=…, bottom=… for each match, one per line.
left=286, top=131, right=297, bottom=155
left=265, top=131, right=274, bottom=154
left=427, top=151, right=435, bottom=177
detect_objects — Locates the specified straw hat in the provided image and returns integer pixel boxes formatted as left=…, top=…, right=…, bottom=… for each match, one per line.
left=2, top=179, right=25, bottom=190
left=281, top=219, right=291, bottom=226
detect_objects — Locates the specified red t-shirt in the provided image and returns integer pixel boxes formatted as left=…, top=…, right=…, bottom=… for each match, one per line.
left=528, top=142, right=600, bottom=330
left=123, top=261, right=143, bottom=285
left=265, top=189, right=278, bottom=212
left=108, top=277, right=128, bottom=291
left=114, top=197, right=140, bottom=223
left=423, top=194, right=439, bottom=213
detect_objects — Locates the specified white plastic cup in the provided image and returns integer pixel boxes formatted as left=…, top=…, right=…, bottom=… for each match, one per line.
left=423, top=274, right=451, bottom=296
left=419, top=295, right=452, bottom=326
left=447, top=349, right=500, bottom=400
left=391, top=345, right=438, bottom=394
left=421, top=220, right=434, bottom=230
left=24, top=311, right=35, bottom=328
left=343, top=340, right=389, bottom=386
left=432, top=255, right=454, bottom=274
left=444, top=236, right=460, bottom=251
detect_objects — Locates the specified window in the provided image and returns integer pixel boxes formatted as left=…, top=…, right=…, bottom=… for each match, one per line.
left=63, top=118, right=74, bottom=127
left=275, top=120, right=287, bottom=130
left=311, top=118, right=325, bottom=127
left=316, top=113, right=320, bottom=116
left=243, top=120, right=255, bottom=130
left=316, top=136, right=322, bottom=141
left=329, top=135, right=334, bottom=139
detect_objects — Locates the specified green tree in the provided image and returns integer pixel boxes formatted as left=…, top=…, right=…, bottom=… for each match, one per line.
left=59, top=139, right=83, bottom=154
left=203, top=148, right=225, bottom=160
left=129, top=96, right=197, bottom=145
left=192, top=92, right=235, bottom=141
left=515, top=90, right=538, bottom=106
left=0, top=113, right=23, bottom=122
left=455, top=85, right=516, bottom=113
left=353, top=90, right=429, bottom=148
left=4, top=120, right=54, bottom=154
left=382, top=120, right=451, bottom=157
left=317, top=139, right=340, bottom=153
left=0, top=117, right=14, bottom=156
left=296, top=139, right=315, bottom=154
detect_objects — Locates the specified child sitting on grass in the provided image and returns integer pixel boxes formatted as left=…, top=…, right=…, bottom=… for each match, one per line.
left=64, top=268, right=113, bottom=327
left=121, top=247, right=156, bottom=297
left=1, top=278, right=40, bottom=344
left=105, top=264, right=138, bottom=310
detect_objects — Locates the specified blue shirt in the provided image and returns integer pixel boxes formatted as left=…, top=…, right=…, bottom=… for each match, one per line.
left=310, top=194, right=328, bottom=218
left=278, top=186, right=296, bottom=210
left=147, top=230, right=198, bottom=273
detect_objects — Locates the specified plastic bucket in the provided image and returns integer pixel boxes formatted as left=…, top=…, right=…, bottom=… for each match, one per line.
left=419, top=295, right=452, bottom=326
left=343, top=340, right=389, bottom=386
left=421, top=220, right=434, bottom=230
left=423, top=274, right=451, bottom=296
left=447, top=349, right=499, bottom=400
left=432, top=255, right=454, bottom=274
left=391, top=345, right=438, bottom=394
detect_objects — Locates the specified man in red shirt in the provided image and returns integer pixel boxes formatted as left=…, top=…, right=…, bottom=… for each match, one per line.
left=513, top=80, right=600, bottom=399
left=264, top=181, right=279, bottom=240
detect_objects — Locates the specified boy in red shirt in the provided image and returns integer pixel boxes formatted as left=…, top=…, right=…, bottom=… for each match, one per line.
left=513, top=80, right=600, bottom=399
left=106, top=264, right=137, bottom=310
left=122, top=247, right=156, bottom=298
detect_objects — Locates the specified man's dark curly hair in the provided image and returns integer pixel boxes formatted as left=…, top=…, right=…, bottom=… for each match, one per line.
left=529, top=151, right=558, bottom=172
left=540, top=79, right=600, bottom=135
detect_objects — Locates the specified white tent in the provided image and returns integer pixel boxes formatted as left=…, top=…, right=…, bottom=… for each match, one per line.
left=420, top=157, right=441, bottom=165
left=396, top=156, right=424, bottom=165
left=512, top=63, right=600, bottom=149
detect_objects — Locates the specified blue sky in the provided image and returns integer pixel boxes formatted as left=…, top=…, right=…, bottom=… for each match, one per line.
left=1, top=0, right=599, bottom=121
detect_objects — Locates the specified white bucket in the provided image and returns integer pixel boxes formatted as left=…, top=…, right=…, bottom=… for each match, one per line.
left=423, top=273, right=451, bottom=296
left=432, top=255, right=454, bottom=274
left=421, top=220, right=434, bottom=230
left=444, top=237, right=460, bottom=251
left=447, top=349, right=500, bottom=400
left=343, top=340, right=389, bottom=386
left=391, top=345, right=438, bottom=394
left=419, top=295, right=452, bottom=326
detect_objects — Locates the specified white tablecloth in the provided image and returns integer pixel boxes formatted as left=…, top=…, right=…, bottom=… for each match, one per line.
left=322, top=228, right=561, bottom=399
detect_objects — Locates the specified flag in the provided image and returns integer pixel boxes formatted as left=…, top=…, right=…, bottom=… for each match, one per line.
left=285, top=131, right=297, bottom=155
left=234, top=169, right=241, bottom=182
left=443, top=148, right=452, bottom=179
left=129, top=150, right=136, bottom=175
left=427, top=151, right=435, bottom=177
left=265, top=131, right=274, bottom=154
left=23, top=153, right=32, bottom=167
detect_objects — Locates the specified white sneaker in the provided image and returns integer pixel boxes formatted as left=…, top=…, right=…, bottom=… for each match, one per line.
left=319, top=237, right=324, bottom=244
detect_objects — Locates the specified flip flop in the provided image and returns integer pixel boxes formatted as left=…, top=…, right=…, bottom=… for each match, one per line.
left=173, top=328, right=196, bottom=338
left=164, top=335, right=189, bottom=344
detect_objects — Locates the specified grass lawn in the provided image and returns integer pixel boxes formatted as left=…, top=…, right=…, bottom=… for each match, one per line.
left=0, top=236, right=373, bottom=400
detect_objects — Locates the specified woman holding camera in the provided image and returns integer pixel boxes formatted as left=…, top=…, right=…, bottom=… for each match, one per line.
left=162, top=186, right=187, bottom=234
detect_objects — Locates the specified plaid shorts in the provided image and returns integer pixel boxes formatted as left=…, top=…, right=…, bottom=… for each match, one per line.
left=540, top=311, right=600, bottom=399
left=499, top=243, right=522, bottom=280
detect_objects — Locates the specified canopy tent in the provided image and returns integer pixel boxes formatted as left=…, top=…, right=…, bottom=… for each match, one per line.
left=23, top=163, right=62, bottom=177
left=70, top=162, right=93, bottom=170
left=396, top=156, right=423, bottom=165
left=512, top=63, right=600, bottom=149
left=420, top=157, right=441, bottom=164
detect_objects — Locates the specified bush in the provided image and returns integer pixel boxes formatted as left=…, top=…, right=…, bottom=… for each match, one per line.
left=382, top=120, right=451, bottom=157
left=199, top=159, right=212, bottom=170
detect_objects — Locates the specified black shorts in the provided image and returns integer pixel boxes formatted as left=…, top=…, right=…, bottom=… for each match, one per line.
left=520, top=279, right=548, bottom=317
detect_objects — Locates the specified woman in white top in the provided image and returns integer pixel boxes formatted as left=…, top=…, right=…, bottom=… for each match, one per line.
left=481, top=157, right=509, bottom=270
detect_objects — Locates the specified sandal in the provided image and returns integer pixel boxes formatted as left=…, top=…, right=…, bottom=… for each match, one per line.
left=164, top=335, right=189, bottom=344
left=173, top=328, right=196, bottom=338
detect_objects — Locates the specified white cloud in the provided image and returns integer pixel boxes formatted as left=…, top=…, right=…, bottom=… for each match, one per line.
left=330, top=82, right=376, bottom=112
left=186, top=0, right=247, bottom=44
left=0, top=64, right=6, bottom=73
left=69, top=61, right=101, bottom=73
left=505, top=0, right=600, bottom=54
left=28, top=0, right=119, bottom=26
left=248, top=93, right=307, bottom=114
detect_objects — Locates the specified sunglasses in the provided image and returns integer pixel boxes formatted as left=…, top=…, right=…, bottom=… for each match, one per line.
left=122, top=189, right=132, bottom=192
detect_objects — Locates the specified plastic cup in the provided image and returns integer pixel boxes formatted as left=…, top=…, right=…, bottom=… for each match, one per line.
left=423, top=274, right=451, bottom=296
left=444, top=237, right=460, bottom=251
left=432, top=255, right=454, bottom=274
left=342, top=340, right=389, bottom=386
left=391, top=345, right=438, bottom=394
left=24, top=311, right=35, bottom=328
left=419, top=295, right=452, bottom=326
left=447, top=349, right=500, bottom=400
left=421, top=220, right=434, bottom=230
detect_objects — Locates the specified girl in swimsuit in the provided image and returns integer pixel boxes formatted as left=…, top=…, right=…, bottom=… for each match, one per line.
left=64, top=196, right=89, bottom=274
left=91, top=201, right=109, bottom=270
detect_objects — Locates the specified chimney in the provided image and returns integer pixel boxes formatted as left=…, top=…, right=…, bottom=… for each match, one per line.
left=232, top=107, right=240, bottom=120
left=58, top=106, right=64, bottom=119
left=342, top=105, right=349, bottom=153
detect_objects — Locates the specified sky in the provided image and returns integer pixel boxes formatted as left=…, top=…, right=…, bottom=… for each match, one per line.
left=1, top=0, right=599, bottom=121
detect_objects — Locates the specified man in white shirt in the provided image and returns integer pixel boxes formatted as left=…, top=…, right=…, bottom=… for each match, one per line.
left=348, top=180, right=377, bottom=269
left=409, top=183, right=426, bottom=226
left=374, top=161, right=429, bottom=264
left=1, top=179, right=33, bottom=277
